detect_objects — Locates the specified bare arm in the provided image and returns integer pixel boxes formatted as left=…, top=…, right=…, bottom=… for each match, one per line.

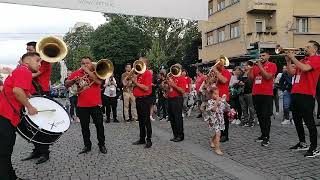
left=169, top=80, right=185, bottom=94
left=13, top=87, right=37, bottom=115
left=248, top=68, right=254, bottom=80
left=287, top=51, right=312, bottom=72
left=257, top=62, right=273, bottom=80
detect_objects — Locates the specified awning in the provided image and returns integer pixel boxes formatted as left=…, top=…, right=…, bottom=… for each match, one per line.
left=0, top=0, right=208, bottom=20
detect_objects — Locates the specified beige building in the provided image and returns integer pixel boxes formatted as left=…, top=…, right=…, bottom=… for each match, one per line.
left=198, top=0, right=320, bottom=63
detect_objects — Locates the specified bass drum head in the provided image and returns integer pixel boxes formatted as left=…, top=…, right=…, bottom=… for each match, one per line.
left=24, top=96, right=70, bottom=133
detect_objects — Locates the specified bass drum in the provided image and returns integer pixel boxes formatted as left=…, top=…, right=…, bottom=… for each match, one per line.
left=17, top=96, right=70, bottom=145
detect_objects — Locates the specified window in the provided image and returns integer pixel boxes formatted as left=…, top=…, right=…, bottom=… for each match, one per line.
left=218, top=27, right=225, bottom=42
left=206, top=31, right=214, bottom=45
left=217, top=0, right=225, bottom=11
left=230, top=22, right=240, bottom=38
left=256, top=19, right=265, bottom=32
left=296, top=18, right=308, bottom=32
left=208, top=0, right=213, bottom=16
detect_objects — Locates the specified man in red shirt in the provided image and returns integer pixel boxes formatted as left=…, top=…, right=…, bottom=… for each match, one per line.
left=211, top=59, right=231, bottom=142
left=131, top=57, right=153, bottom=148
left=249, top=51, right=277, bottom=147
left=0, top=52, right=40, bottom=180
left=286, top=40, right=320, bottom=157
left=181, top=70, right=192, bottom=117
left=166, top=64, right=187, bottom=142
left=65, top=56, right=107, bottom=154
left=21, top=41, right=52, bottom=164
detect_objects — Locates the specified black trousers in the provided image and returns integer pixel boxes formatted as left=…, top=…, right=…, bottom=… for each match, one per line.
left=253, top=95, right=273, bottom=140
left=102, top=95, right=118, bottom=121
left=69, top=95, right=78, bottom=117
left=157, top=96, right=168, bottom=119
left=0, top=116, right=17, bottom=180
left=291, top=94, right=318, bottom=150
left=136, top=96, right=152, bottom=142
left=221, top=110, right=229, bottom=138
left=168, top=96, right=184, bottom=139
left=77, top=106, right=105, bottom=148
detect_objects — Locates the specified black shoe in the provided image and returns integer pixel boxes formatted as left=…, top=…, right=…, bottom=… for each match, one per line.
left=145, top=141, right=152, bottom=148
left=132, top=140, right=146, bottom=145
left=79, top=146, right=91, bottom=154
left=170, top=137, right=177, bottom=141
left=126, top=120, right=131, bottom=123
left=220, top=136, right=229, bottom=142
left=106, top=119, right=110, bottom=123
left=261, top=139, right=270, bottom=147
left=21, top=152, right=40, bottom=161
left=289, top=142, right=309, bottom=151
left=304, top=149, right=320, bottom=158
left=114, top=119, right=119, bottom=123
left=196, top=114, right=202, bottom=118
left=173, top=137, right=183, bottom=142
left=35, top=155, right=49, bottom=164
left=255, top=136, right=264, bottom=143
left=99, top=146, right=107, bottom=154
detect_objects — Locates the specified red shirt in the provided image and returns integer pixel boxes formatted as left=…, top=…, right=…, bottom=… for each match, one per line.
left=167, top=76, right=187, bottom=98
left=291, top=56, right=320, bottom=96
left=195, top=74, right=206, bottom=92
left=184, top=76, right=192, bottom=93
left=0, top=65, right=32, bottom=127
left=133, top=70, right=153, bottom=97
left=68, top=69, right=102, bottom=107
left=216, top=68, right=231, bottom=101
left=30, top=60, right=51, bottom=94
left=252, top=61, right=277, bottom=96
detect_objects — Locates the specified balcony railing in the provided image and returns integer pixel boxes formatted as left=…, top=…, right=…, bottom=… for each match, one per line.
left=247, top=0, right=277, bottom=13
left=246, top=31, right=277, bottom=45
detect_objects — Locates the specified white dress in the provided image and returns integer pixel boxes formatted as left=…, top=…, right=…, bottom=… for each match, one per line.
left=203, top=99, right=230, bottom=132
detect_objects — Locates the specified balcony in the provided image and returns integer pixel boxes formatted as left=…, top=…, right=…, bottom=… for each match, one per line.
left=247, top=0, right=277, bottom=14
left=246, top=32, right=277, bottom=47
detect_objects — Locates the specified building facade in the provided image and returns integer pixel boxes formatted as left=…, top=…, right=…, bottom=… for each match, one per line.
left=198, top=0, right=320, bottom=63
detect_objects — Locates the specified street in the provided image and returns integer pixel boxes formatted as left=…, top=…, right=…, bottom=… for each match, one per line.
left=12, top=99, right=320, bottom=180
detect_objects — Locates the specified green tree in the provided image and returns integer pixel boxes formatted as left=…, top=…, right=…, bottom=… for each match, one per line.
left=64, top=25, right=94, bottom=70
left=90, top=16, right=150, bottom=77
left=50, top=62, right=61, bottom=84
left=146, top=39, right=168, bottom=71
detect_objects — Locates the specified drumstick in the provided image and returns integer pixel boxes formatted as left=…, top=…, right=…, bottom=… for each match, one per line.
left=37, top=109, right=56, bottom=113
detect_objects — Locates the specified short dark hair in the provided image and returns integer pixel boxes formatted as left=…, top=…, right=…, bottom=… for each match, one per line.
left=21, top=52, right=40, bottom=61
left=125, top=63, right=132, bottom=67
left=26, top=41, right=37, bottom=48
left=309, top=40, right=320, bottom=52
left=81, top=56, right=93, bottom=61
left=260, top=50, right=270, bottom=54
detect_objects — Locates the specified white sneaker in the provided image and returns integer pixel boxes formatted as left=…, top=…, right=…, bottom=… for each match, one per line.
left=281, top=119, right=291, bottom=125
left=235, top=119, right=241, bottom=125
left=150, top=116, right=155, bottom=121
left=182, top=113, right=185, bottom=118
left=231, top=119, right=237, bottom=124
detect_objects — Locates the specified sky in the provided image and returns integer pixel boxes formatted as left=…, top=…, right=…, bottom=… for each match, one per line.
left=0, top=3, right=106, bottom=68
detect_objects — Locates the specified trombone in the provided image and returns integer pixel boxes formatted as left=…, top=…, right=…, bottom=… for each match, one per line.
left=36, top=36, right=68, bottom=63
left=125, top=59, right=147, bottom=81
left=75, top=59, right=114, bottom=93
left=275, top=47, right=304, bottom=55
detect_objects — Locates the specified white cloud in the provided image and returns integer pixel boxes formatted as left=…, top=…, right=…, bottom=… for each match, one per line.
left=0, top=3, right=106, bottom=66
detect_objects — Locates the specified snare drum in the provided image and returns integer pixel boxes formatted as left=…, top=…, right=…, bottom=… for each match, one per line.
left=17, top=96, right=71, bottom=145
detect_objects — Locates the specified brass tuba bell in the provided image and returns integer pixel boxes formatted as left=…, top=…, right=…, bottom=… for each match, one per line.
left=94, top=59, right=114, bottom=80
left=36, top=36, right=68, bottom=63
left=133, top=59, right=146, bottom=74
left=169, top=64, right=182, bottom=77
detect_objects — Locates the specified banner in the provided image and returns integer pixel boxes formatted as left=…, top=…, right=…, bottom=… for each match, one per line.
left=0, top=0, right=208, bottom=20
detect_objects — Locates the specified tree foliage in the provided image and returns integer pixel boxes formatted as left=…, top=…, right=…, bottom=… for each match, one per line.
left=64, top=26, right=94, bottom=70
left=90, top=16, right=150, bottom=76
left=50, top=62, right=61, bottom=84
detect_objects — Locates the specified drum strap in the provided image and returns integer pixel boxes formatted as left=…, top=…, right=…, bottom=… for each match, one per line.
left=2, top=89, right=21, bottom=116
left=32, top=80, right=44, bottom=95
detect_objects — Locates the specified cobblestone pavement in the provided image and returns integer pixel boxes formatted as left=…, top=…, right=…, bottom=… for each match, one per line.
left=12, top=99, right=320, bottom=180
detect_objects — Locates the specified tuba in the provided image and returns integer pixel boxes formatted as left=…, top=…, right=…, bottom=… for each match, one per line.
left=76, top=59, right=114, bottom=93
left=36, top=36, right=68, bottom=63
left=169, top=64, right=182, bottom=77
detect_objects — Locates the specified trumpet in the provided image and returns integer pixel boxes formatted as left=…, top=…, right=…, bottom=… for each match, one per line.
left=75, top=59, right=114, bottom=93
left=275, top=47, right=305, bottom=55
left=36, top=36, right=68, bottom=63
left=247, top=59, right=261, bottom=68
left=208, top=55, right=229, bottom=74
left=125, top=59, right=147, bottom=81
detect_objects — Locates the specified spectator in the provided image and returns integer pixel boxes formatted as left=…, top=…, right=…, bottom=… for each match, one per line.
left=102, top=75, right=119, bottom=123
